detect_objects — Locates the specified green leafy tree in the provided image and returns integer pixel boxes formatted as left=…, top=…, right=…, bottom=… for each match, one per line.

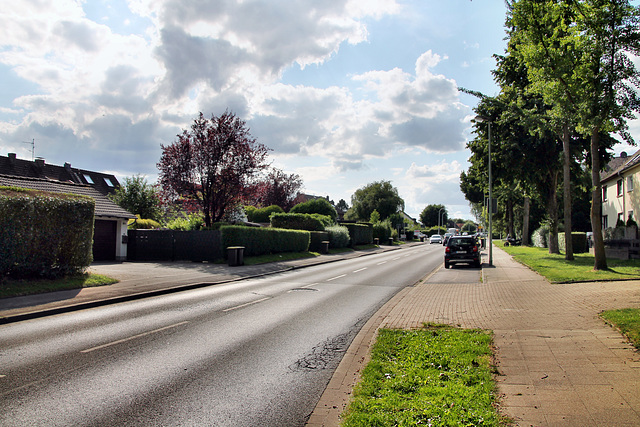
left=420, top=204, right=447, bottom=228
left=369, top=209, right=381, bottom=224
left=350, top=181, right=404, bottom=221
left=109, top=175, right=161, bottom=221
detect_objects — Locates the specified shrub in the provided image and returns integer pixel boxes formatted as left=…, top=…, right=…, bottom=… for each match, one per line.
left=559, top=232, right=588, bottom=253
left=270, top=212, right=330, bottom=231
left=372, top=219, right=392, bottom=241
left=309, top=231, right=330, bottom=252
left=326, top=225, right=350, bottom=248
left=220, top=225, right=310, bottom=257
left=532, top=224, right=549, bottom=248
left=247, top=205, right=284, bottom=223
left=166, top=213, right=204, bottom=231
left=128, top=218, right=161, bottom=229
left=342, top=222, right=373, bottom=246
left=290, top=198, right=337, bottom=222
left=0, top=186, right=94, bottom=279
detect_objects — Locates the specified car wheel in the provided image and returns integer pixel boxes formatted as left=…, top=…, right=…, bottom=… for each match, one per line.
left=474, top=260, right=481, bottom=268
left=444, top=260, right=450, bottom=269
left=504, top=241, right=509, bottom=246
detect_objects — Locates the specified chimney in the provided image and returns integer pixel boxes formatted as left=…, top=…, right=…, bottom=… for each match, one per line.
left=621, top=151, right=628, bottom=158
left=8, top=153, right=16, bottom=166
left=35, top=157, right=45, bottom=168
left=64, top=162, right=72, bottom=170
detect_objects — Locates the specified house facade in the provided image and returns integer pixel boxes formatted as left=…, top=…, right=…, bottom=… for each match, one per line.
left=0, top=154, right=135, bottom=261
left=601, top=150, right=640, bottom=230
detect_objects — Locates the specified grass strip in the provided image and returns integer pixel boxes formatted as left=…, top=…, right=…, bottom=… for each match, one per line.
left=600, top=309, right=640, bottom=349
left=496, top=241, right=640, bottom=283
left=341, top=324, right=507, bottom=426
left=0, top=273, right=118, bottom=299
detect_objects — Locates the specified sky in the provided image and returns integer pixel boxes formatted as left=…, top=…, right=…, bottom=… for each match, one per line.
left=1, top=0, right=638, bottom=222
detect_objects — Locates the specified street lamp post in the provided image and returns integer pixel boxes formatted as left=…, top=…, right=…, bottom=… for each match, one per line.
left=474, top=115, right=493, bottom=266
left=438, top=207, right=445, bottom=235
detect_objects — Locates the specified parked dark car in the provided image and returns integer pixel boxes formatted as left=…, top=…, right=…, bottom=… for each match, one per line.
left=444, top=235, right=481, bottom=269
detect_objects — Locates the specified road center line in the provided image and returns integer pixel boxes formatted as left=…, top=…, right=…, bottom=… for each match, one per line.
left=326, top=274, right=347, bottom=282
left=223, top=297, right=270, bottom=312
left=352, top=268, right=367, bottom=273
left=81, top=321, right=189, bottom=353
left=377, top=261, right=387, bottom=265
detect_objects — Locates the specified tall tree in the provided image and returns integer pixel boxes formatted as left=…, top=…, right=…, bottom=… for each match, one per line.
left=250, top=168, right=303, bottom=211
left=109, top=175, right=161, bottom=221
left=157, top=111, right=270, bottom=227
left=420, top=204, right=447, bottom=228
left=510, top=0, right=640, bottom=269
left=350, top=181, right=404, bottom=221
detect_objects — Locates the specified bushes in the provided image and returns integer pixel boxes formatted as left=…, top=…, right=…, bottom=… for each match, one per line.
left=559, top=232, right=588, bottom=254
left=129, top=218, right=162, bottom=229
left=165, top=213, right=204, bottom=230
left=532, top=224, right=550, bottom=248
left=372, top=220, right=393, bottom=241
left=290, top=198, right=338, bottom=222
left=342, top=223, right=373, bottom=246
left=270, top=212, right=332, bottom=231
left=326, top=225, right=350, bottom=248
left=220, top=225, right=310, bottom=257
left=1, top=186, right=94, bottom=279
left=246, top=205, right=284, bottom=223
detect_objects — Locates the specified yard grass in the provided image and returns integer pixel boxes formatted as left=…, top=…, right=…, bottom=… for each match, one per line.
left=496, top=241, right=640, bottom=283
left=341, top=324, right=508, bottom=427
left=0, top=273, right=118, bottom=299
left=600, top=309, right=640, bottom=349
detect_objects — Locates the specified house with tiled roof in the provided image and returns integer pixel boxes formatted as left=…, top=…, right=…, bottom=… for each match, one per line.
left=600, top=149, right=640, bottom=230
left=0, top=154, right=135, bottom=261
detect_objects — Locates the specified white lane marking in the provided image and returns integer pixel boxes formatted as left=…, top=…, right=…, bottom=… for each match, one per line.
left=377, top=261, right=387, bottom=265
left=223, top=297, right=270, bottom=312
left=352, top=268, right=367, bottom=273
left=326, top=274, right=347, bottom=282
left=81, top=321, right=189, bottom=353
left=300, top=283, right=319, bottom=288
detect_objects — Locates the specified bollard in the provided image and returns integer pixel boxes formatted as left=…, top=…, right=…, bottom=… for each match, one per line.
left=388, top=237, right=394, bottom=246
left=227, top=246, right=245, bottom=266
left=374, top=237, right=379, bottom=246
left=320, top=241, right=329, bottom=254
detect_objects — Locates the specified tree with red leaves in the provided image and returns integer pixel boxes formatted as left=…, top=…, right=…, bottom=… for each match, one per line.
left=250, top=168, right=303, bottom=211
left=157, top=111, right=270, bottom=227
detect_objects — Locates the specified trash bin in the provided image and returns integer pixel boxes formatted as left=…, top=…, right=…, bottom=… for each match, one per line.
left=388, top=237, right=394, bottom=246
left=227, top=246, right=245, bottom=266
left=374, top=238, right=379, bottom=246
left=320, top=241, right=329, bottom=254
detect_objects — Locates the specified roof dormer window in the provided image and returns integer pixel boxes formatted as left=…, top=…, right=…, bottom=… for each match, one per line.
left=83, top=173, right=94, bottom=184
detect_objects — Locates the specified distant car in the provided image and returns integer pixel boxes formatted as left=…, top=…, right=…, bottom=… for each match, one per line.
left=444, top=235, right=481, bottom=269
left=429, top=234, right=443, bottom=244
left=442, top=233, right=453, bottom=246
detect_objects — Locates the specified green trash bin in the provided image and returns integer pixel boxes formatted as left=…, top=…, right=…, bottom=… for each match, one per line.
left=227, top=246, right=245, bottom=266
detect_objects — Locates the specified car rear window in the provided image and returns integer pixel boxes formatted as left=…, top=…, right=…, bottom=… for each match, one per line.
left=450, top=238, right=474, bottom=246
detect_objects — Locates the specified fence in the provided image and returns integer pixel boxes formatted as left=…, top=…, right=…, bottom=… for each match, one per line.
left=127, top=229, right=222, bottom=262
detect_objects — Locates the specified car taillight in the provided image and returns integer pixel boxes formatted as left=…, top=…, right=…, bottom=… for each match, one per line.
left=445, top=246, right=451, bottom=253
left=473, top=245, right=478, bottom=252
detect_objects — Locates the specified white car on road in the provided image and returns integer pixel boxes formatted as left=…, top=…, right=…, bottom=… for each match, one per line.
left=429, top=234, right=443, bottom=244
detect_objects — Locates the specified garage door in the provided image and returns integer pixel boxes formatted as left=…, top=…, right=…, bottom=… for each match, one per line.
left=93, top=220, right=116, bottom=261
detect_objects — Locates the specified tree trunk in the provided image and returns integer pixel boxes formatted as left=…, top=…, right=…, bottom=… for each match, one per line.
left=507, top=198, right=515, bottom=237
left=522, top=196, right=530, bottom=245
left=590, top=129, right=608, bottom=270
left=563, top=124, right=574, bottom=260
left=547, top=171, right=560, bottom=254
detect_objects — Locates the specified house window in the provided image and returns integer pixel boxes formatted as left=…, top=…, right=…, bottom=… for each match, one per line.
left=603, top=185, right=607, bottom=202
left=83, top=173, right=94, bottom=184
left=617, top=179, right=623, bottom=197
left=603, top=215, right=608, bottom=229
left=104, top=177, right=116, bottom=187
left=628, top=176, right=634, bottom=192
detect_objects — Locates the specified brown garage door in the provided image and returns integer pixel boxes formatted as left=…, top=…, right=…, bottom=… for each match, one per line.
left=93, top=220, right=116, bottom=261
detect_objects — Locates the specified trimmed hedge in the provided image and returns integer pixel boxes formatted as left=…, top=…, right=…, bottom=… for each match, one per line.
left=326, top=225, right=350, bottom=248
left=1, top=186, right=95, bottom=278
left=270, top=212, right=331, bottom=231
left=342, top=222, right=373, bottom=246
left=220, top=225, right=310, bottom=257
left=310, top=231, right=330, bottom=252
left=372, top=220, right=392, bottom=241
left=559, top=232, right=588, bottom=254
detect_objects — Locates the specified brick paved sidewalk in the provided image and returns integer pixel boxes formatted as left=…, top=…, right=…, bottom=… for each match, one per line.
left=308, top=246, right=640, bottom=426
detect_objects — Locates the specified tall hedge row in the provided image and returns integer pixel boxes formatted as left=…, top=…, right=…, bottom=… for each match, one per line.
left=220, top=225, right=310, bottom=257
left=559, top=232, right=588, bottom=254
left=270, top=213, right=332, bottom=231
left=0, top=186, right=95, bottom=278
left=341, top=222, right=373, bottom=246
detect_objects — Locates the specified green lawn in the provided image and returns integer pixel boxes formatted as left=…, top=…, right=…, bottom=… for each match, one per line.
left=341, top=324, right=508, bottom=427
left=600, top=309, right=640, bottom=349
left=496, top=241, right=640, bottom=283
left=0, top=273, right=118, bottom=299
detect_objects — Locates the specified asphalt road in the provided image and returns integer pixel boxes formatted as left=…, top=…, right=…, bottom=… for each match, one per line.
left=0, top=244, right=446, bottom=426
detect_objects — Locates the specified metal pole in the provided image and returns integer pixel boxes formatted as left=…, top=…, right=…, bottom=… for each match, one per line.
left=488, top=122, right=493, bottom=266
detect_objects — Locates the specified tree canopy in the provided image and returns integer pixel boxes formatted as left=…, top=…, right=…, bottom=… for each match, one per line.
left=349, top=181, right=404, bottom=221
left=157, top=111, right=270, bottom=227
left=109, top=175, right=161, bottom=222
